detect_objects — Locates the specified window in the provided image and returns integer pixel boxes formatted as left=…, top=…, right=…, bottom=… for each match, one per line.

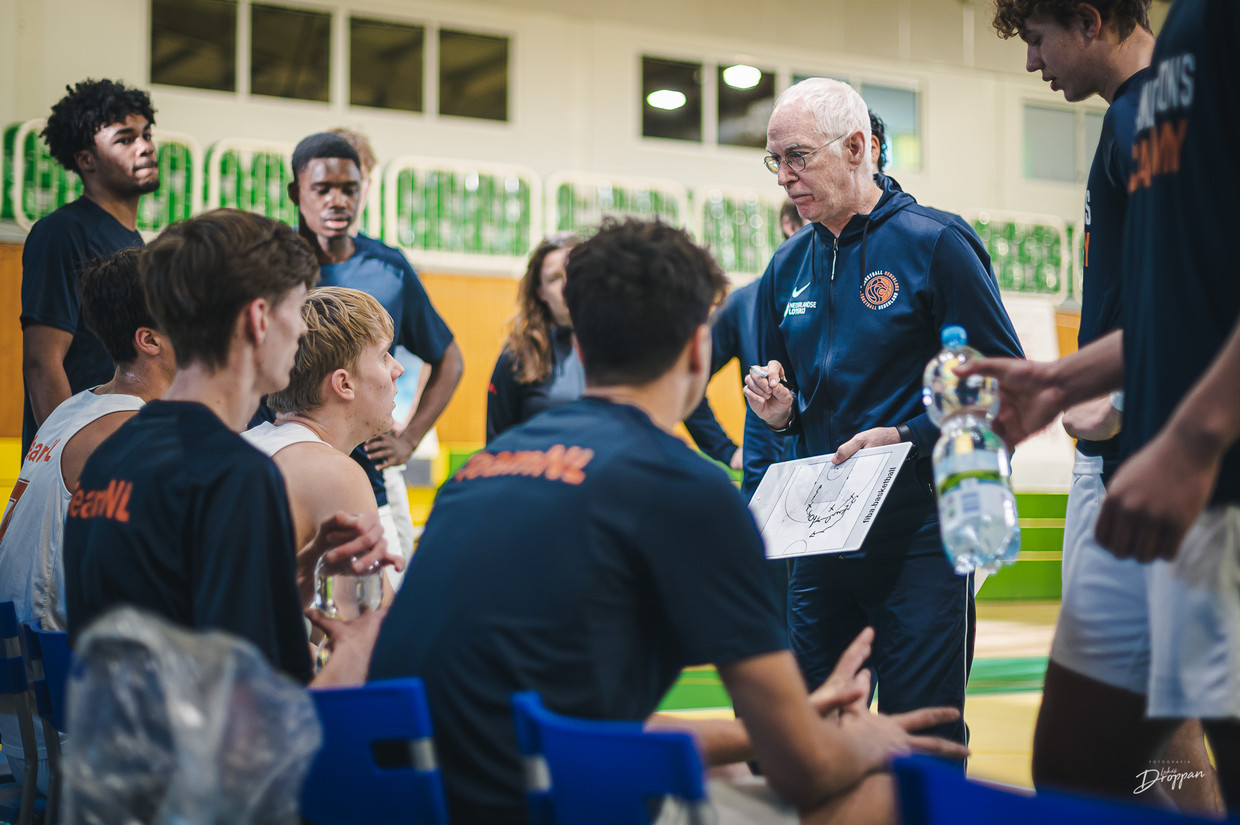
left=642, top=57, right=702, bottom=142
left=1023, top=103, right=1106, bottom=183
left=150, top=0, right=236, bottom=92
left=439, top=29, right=509, bottom=121
left=717, top=64, right=775, bottom=149
left=351, top=17, right=425, bottom=112
left=860, top=83, right=921, bottom=172
left=251, top=3, right=331, bottom=102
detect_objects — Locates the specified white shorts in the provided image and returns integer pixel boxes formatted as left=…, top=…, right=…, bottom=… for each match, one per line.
left=1146, top=503, right=1240, bottom=719
left=654, top=778, right=798, bottom=825
left=1049, top=451, right=1152, bottom=694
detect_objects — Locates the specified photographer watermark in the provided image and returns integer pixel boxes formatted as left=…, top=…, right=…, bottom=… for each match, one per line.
left=1134, top=759, right=1207, bottom=795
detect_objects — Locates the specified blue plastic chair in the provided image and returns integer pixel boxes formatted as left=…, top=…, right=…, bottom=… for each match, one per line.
left=300, top=677, right=449, bottom=825
left=893, top=754, right=1222, bottom=825
left=0, top=603, right=39, bottom=825
left=21, top=622, right=69, bottom=825
left=511, top=691, right=709, bottom=825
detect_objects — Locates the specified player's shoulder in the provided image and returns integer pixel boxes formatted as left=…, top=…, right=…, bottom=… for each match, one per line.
left=355, top=234, right=416, bottom=272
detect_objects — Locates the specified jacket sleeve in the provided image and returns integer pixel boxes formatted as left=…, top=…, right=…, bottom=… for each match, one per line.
left=485, top=350, right=522, bottom=443
left=684, top=398, right=738, bottom=464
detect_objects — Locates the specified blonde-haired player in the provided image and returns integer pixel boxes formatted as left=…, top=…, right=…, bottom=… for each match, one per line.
left=245, top=286, right=404, bottom=604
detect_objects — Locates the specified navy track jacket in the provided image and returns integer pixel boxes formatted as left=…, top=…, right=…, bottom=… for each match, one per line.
left=757, top=177, right=1024, bottom=541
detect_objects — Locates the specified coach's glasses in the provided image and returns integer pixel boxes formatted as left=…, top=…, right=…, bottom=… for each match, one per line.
left=764, top=133, right=847, bottom=174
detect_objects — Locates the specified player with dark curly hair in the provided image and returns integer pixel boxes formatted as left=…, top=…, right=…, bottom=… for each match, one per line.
left=21, top=78, right=161, bottom=454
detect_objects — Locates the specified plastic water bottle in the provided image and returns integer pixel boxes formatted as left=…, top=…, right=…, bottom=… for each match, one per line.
left=922, top=325, right=1020, bottom=575
left=312, top=555, right=383, bottom=669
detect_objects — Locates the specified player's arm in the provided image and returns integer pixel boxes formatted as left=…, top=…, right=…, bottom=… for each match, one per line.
left=718, top=651, right=967, bottom=809
left=276, top=447, right=398, bottom=605
left=683, top=397, right=740, bottom=467
left=22, top=324, right=74, bottom=429
left=1097, top=319, right=1240, bottom=562
left=368, top=340, right=463, bottom=469
left=956, top=330, right=1124, bottom=449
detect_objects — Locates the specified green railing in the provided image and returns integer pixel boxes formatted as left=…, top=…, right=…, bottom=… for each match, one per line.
left=206, top=139, right=296, bottom=225
left=0, top=120, right=1088, bottom=289
left=383, top=158, right=537, bottom=263
left=548, top=172, right=687, bottom=238
left=967, top=210, right=1070, bottom=302
left=695, top=187, right=783, bottom=277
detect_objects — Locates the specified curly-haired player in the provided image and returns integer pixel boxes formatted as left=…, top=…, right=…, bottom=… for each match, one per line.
left=20, top=78, right=160, bottom=454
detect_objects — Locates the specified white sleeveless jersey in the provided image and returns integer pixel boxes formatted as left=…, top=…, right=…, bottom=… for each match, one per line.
left=242, top=421, right=400, bottom=576
left=0, top=389, right=145, bottom=630
left=242, top=420, right=327, bottom=456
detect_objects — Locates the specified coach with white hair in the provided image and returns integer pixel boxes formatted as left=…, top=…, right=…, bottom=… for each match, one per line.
left=744, top=78, right=1023, bottom=750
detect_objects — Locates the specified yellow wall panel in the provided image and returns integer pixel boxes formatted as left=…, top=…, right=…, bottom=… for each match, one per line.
left=0, top=244, right=24, bottom=439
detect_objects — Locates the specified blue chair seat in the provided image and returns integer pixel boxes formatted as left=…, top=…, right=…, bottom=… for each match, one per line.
left=894, top=754, right=1222, bottom=825
left=511, top=691, right=708, bottom=825
left=0, top=604, right=40, bottom=825
left=300, top=677, right=448, bottom=825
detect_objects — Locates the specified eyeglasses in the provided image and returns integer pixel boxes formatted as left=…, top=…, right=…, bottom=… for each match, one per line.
left=764, top=133, right=846, bottom=174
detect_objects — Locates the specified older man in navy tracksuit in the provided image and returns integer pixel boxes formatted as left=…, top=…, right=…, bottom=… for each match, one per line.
left=746, top=78, right=1023, bottom=749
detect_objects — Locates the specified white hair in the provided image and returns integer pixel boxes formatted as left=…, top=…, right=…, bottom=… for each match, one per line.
left=773, top=78, right=871, bottom=167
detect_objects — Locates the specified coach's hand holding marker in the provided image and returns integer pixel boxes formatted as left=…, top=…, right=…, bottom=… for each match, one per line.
left=743, top=361, right=796, bottom=430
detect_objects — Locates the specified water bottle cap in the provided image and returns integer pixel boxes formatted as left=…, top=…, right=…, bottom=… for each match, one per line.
left=941, top=325, right=967, bottom=348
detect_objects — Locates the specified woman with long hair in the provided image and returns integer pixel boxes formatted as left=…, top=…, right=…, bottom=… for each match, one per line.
left=486, top=232, right=584, bottom=441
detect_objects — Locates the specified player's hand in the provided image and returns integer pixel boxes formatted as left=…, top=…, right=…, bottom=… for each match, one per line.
left=833, top=428, right=899, bottom=464
left=310, top=511, right=404, bottom=574
left=306, top=603, right=388, bottom=687
left=1096, top=423, right=1223, bottom=563
left=1062, top=396, right=1122, bottom=441
left=742, top=360, right=795, bottom=428
left=836, top=706, right=968, bottom=771
left=954, top=357, right=1064, bottom=450
left=729, top=446, right=743, bottom=472
left=364, top=430, right=416, bottom=470
left=809, top=627, right=872, bottom=717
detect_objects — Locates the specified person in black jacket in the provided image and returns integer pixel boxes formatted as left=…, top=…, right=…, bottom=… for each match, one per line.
left=486, top=232, right=584, bottom=441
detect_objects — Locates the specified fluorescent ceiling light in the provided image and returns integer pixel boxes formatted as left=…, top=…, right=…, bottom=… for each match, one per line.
left=722, top=64, right=761, bottom=90
left=646, top=89, right=687, bottom=110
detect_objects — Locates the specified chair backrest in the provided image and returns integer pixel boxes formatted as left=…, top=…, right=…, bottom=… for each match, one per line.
left=21, top=622, right=70, bottom=732
left=0, top=604, right=29, bottom=697
left=511, top=691, right=708, bottom=825
left=300, top=677, right=449, bottom=825
left=893, top=755, right=1221, bottom=825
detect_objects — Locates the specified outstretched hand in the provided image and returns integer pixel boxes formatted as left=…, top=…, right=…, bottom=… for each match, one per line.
left=809, top=627, right=873, bottom=717
left=954, top=357, right=1064, bottom=450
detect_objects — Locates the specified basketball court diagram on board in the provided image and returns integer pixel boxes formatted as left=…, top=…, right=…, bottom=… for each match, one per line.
left=749, top=443, right=911, bottom=559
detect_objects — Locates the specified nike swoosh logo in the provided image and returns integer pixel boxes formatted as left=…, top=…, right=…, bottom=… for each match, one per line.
left=791, top=282, right=811, bottom=299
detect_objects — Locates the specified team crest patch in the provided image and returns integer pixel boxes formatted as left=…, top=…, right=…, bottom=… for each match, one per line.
left=861, top=270, right=899, bottom=310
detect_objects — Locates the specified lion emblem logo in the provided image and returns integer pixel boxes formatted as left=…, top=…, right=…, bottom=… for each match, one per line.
left=861, top=271, right=899, bottom=310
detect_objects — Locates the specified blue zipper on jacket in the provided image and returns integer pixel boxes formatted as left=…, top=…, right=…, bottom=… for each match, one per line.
left=825, top=235, right=838, bottom=451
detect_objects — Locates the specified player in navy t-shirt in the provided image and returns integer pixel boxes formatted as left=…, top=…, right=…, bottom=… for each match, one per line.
left=21, top=79, right=160, bottom=454
left=370, top=219, right=967, bottom=824
left=963, top=0, right=1240, bottom=807
left=63, top=209, right=395, bottom=688
left=287, top=132, right=463, bottom=563
left=991, top=2, right=1218, bottom=813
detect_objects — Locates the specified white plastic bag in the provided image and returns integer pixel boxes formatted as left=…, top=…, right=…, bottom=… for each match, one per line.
left=62, top=607, right=321, bottom=825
